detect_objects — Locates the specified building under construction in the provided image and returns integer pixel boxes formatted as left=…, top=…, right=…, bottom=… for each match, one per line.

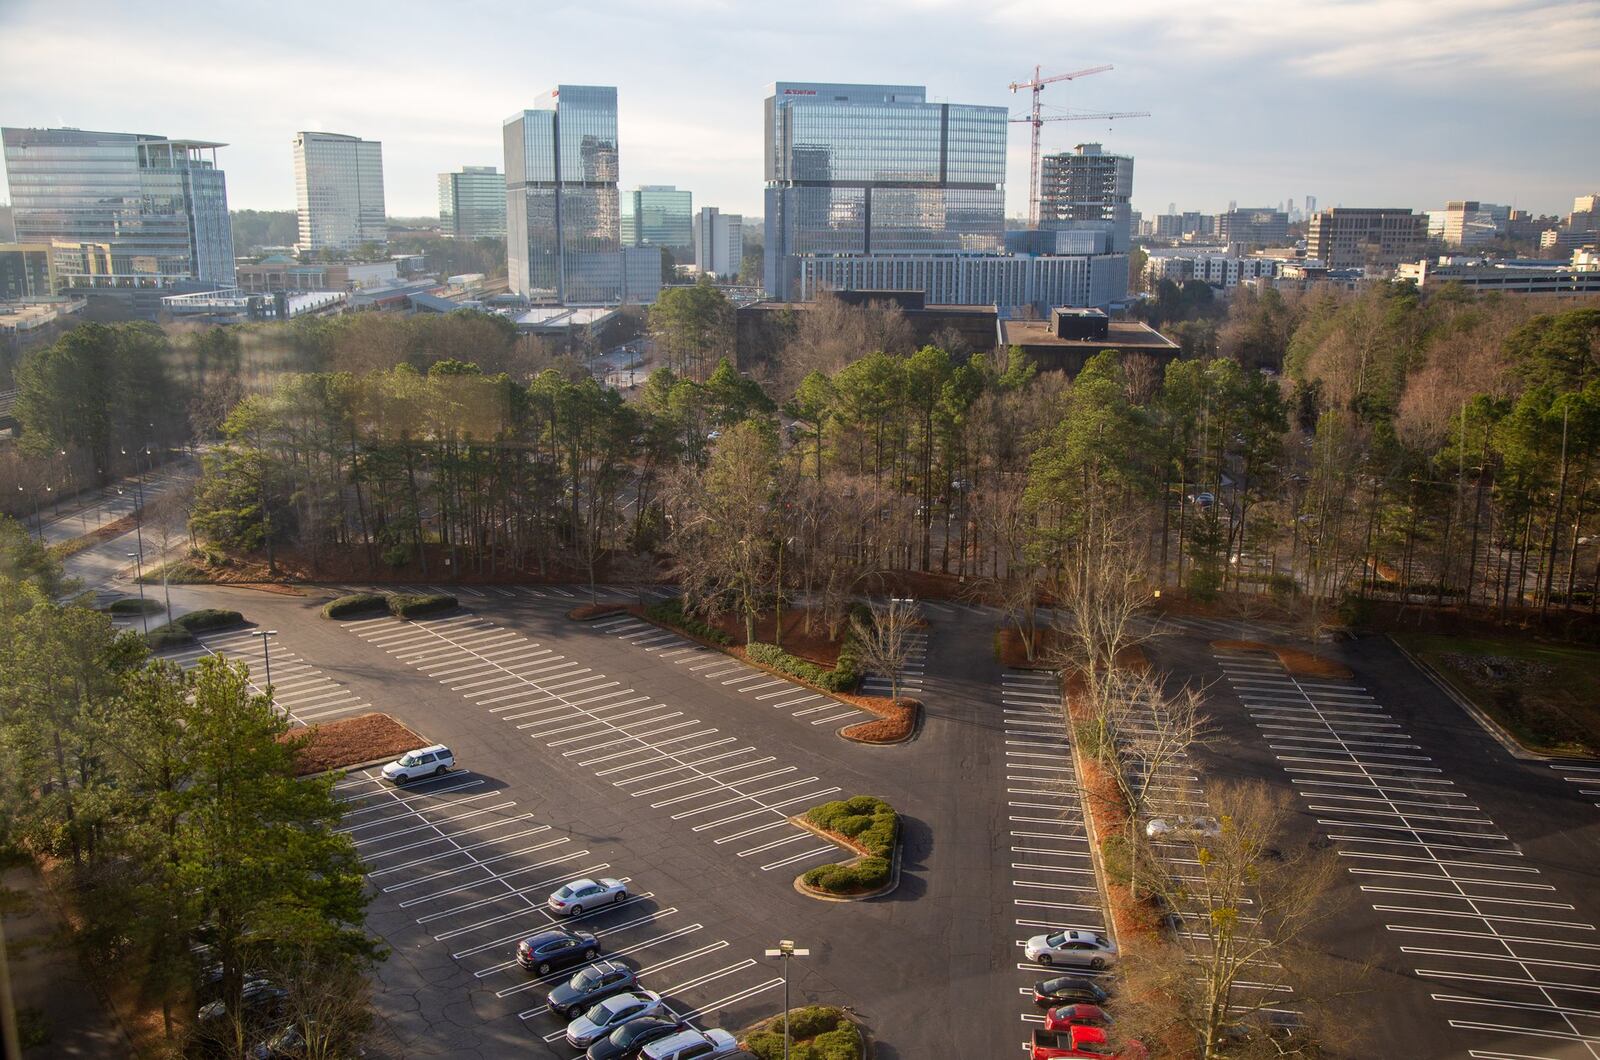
left=1038, top=143, right=1134, bottom=252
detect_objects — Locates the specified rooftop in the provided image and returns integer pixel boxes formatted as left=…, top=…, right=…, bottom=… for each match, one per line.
left=999, top=317, right=1179, bottom=351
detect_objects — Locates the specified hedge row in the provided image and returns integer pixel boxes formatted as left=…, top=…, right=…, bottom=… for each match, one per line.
left=806, top=795, right=898, bottom=858
left=744, top=1005, right=862, bottom=1060
left=801, top=856, right=891, bottom=895
left=745, top=642, right=856, bottom=693
left=388, top=593, right=457, bottom=619
left=108, top=597, right=165, bottom=615
left=144, top=608, right=244, bottom=649
left=321, top=593, right=390, bottom=619
left=145, top=625, right=195, bottom=650
left=645, top=599, right=732, bottom=645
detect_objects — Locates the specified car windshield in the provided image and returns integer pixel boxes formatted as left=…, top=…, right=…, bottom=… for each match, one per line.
left=397, top=753, right=420, bottom=767
left=1046, top=932, right=1067, bottom=946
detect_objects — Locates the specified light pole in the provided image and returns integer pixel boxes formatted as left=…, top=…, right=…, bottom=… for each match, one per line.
left=127, top=552, right=151, bottom=634
left=763, top=939, right=810, bottom=1060
left=252, top=629, right=278, bottom=690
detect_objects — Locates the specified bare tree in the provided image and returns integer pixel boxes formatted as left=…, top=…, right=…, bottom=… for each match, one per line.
left=1124, top=779, right=1354, bottom=1060
left=850, top=597, right=919, bottom=700
left=255, top=944, right=376, bottom=1060
left=141, top=479, right=195, bottom=618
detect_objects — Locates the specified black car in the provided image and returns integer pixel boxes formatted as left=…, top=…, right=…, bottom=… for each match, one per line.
left=548, top=960, right=638, bottom=1019
left=584, top=1016, right=689, bottom=1060
left=1033, top=974, right=1111, bottom=1007
left=517, top=927, right=600, bottom=975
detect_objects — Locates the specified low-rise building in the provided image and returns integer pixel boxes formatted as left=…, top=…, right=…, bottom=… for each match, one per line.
left=1217, top=207, right=1289, bottom=250
left=997, top=307, right=1179, bottom=375
left=235, top=258, right=399, bottom=293
left=798, top=250, right=1127, bottom=314
left=1396, top=254, right=1600, bottom=295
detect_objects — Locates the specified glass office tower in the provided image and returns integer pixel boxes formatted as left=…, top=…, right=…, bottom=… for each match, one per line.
left=504, top=85, right=624, bottom=303
left=622, top=186, right=693, bottom=254
left=2, top=126, right=235, bottom=290
left=438, top=166, right=507, bottom=239
left=763, top=83, right=1006, bottom=298
left=293, top=131, right=387, bottom=252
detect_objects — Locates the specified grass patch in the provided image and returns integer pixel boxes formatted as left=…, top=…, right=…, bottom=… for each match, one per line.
left=1396, top=632, right=1600, bottom=757
left=387, top=593, right=457, bottom=619
left=744, top=1005, right=862, bottom=1060
left=321, top=592, right=389, bottom=619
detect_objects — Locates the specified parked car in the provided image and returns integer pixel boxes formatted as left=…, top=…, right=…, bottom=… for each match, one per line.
left=380, top=744, right=455, bottom=784
left=197, top=978, right=288, bottom=1025
left=1189, top=491, right=1216, bottom=509
left=638, top=1027, right=740, bottom=1059
left=548, top=877, right=629, bottom=916
left=566, top=991, right=666, bottom=1048
left=517, top=927, right=600, bottom=975
left=249, top=1023, right=307, bottom=1059
left=1031, top=1026, right=1146, bottom=1059
left=584, top=1016, right=689, bottom=1060
left=548, top=960, right=639, bottom=1019
left=1025, top=929, right=1118, bottom=969
left=1033, top=975, right=1111, bottom=1007
left=1144, top=815, right=1220, bottom=840
left=1044, top=1004, right=1112, bottom=1033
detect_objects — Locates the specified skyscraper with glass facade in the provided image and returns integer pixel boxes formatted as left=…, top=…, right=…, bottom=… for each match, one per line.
left=763, top=82, right=1006, bottom=299
left=2, top=126, right=235, bottom=290
left=621, top=186, right=693, bottom=254
left=438, top=166, right=507, bottom=239
left=293, top=131, right=387, bottom=252
left=506, top=85, right=646, bottom=304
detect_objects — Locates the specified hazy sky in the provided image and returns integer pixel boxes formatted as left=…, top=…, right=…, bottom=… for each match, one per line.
left=2, top=0, right=1597, bottom=221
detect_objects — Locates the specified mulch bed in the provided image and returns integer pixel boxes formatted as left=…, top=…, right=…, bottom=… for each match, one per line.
left=700, top=607, right=846, bottom=668
left=1211, top=639, right=1352, bottom=678
left=569, top=603, right=628, bottom=621
left=285, top=712, right=425, bottom=776
left=837, top=697, right=920, bottom=743
left=47, top=513, right=140, bottom=559
left=995, top=626, right=1066, bottom=670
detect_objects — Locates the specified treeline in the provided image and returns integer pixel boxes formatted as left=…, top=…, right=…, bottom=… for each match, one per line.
left=0, top=519, right=378, bottom=1055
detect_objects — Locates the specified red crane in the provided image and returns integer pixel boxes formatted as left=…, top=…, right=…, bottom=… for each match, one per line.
left=1009, top=64, right=1149, bottom=228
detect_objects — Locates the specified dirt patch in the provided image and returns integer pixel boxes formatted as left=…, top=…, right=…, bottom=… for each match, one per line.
left=286, top=712, right=425, bottom=776
left=569, top=603, right=628, bottom=621
left=837, top=698, right=920, bottom=744
left=1211, top=639, right=1351, bottom=678
left=995, top=626, right=1067, bottom=670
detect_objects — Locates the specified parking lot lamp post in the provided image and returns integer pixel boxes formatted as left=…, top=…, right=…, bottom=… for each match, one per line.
left=127, top=552, right=150, bottom=634
left=764, top=939, right=810, bottom=1060
left=252, top=629, right=278, bottom=690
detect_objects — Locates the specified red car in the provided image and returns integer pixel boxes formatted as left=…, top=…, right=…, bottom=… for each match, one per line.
left=1030, top=1025, right=1147, bottom=1060
left=1043, top=1004, right=1112, bottom=1033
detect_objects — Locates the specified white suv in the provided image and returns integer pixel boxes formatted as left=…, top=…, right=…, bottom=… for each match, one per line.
left=639, top=1028, right=739, bottom=1059
left=381, top=744, right=455, bottom=784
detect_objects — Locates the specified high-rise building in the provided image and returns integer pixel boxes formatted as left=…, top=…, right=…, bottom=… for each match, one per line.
left=2, top=126, right=234, bottom=290
left=0, top=243, right=56, bottom=300
left=503, top=85, right=658, bottom=304
left=694, top=208, right=743, bottom=277
left=763, top=82, right=1006, bottom=299
left=293, top=131, right=387, bottom=252
left=1217, top=207, right=1290, bottom=249
left=622, top=186, right=693, bottom=254
left=1436, top=201, right=1511, bottom=248
left=1038, top=143, right=1134, bottom=253
left=438, top=166, right=506, bottom=239
left=1308, top=207, right=1428, bottom=269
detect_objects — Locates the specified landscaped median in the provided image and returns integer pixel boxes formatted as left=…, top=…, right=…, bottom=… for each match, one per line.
left=791, top=795, right=900, bottom=900
left=630, top=599, right=920, bottom=744
left=144, top=607, right=245, bottom=649
left=319, top=591, right=459, bottom=620
left=738, top=1005, right=867, bottom=1060
left=285, top=711, right=427, bottom=776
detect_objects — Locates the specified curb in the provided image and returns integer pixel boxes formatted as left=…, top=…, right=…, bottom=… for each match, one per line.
left=1064, top=703, right=1119, bottom=953
left=787, top=815, right=902, bottom=902
left=1386, top=634, right=1579, bottom=763
left=837, top=701, right=923, bottom=746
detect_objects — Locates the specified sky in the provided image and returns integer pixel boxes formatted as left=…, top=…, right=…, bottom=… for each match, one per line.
left=2, top=0, right=1597, bottom=222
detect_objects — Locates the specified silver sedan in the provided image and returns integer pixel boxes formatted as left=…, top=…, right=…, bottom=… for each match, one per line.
left=547, top=877, right=628, bottom=916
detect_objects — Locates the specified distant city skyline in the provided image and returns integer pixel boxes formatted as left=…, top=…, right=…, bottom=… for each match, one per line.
left=1, top=0, right=1596, bottom=221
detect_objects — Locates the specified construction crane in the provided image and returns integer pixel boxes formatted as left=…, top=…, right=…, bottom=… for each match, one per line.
left=1009, top=64, right=1149, bottom=228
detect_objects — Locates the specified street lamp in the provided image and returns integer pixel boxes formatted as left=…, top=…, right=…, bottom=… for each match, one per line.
left=126, top=552, right=151, bottom=634
left=763, top=939, right=810, bottom=1060
left=252, top=629, right=279, bottom=689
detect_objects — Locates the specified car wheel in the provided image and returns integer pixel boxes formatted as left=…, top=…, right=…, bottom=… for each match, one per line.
left=1038, top=954, right=1053, bottom=966
left=537, top=962, right=551, bottom=975
left=570, top=905, right=583, bottom=916
left=433, top=764, right=446, bottom=776
left=583, top=948, right=596, bottom=960
left=393, top=773, right=408, bottom=784
left=1090, top=958, right=1106, bottom=970
left=614, top=891, right=626, bottom=903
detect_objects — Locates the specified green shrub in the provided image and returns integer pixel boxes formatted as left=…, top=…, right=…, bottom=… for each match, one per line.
left=806, top=795, right=897, bottom=857
left=145, top=624, right=195, bottom=650
left=388, top=593, right=457, bottom=619
left=322, top=593, right=389, bottom=619
left=799, top=856, right=889, bottom=894
left=745, top=638, right=861, bottom=693
left=107, top=597, right=164, bottom=615
left=645, top=599, right=732, bottom=645
left=744, top=1007, right=861, bottom=1060
left=174, top=609, right=244, bottom=632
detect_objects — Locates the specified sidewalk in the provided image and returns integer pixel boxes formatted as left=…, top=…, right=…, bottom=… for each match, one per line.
left=1, top=861, right=132, bottom=1057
